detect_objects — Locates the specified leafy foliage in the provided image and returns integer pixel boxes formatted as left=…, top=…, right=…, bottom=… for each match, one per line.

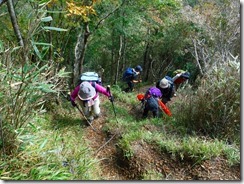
left=173, top=59, right=240, bottom=142
left=0, top=0, right=240, bottom=180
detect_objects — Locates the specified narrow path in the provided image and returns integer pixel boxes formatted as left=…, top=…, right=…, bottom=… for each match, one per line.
left=81, top=87, right=240, bottom=180
left=82, top=99, right=127, bottom=180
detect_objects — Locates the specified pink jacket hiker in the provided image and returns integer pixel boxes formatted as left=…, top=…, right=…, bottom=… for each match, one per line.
left=70, top=82, right=111, bottom=122
left=70, top=82, right=111, bottom=102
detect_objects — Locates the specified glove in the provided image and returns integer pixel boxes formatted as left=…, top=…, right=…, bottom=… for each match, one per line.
left=71, top=100, right=77, bottom=107
left=109, top=95, right=114, bottom=102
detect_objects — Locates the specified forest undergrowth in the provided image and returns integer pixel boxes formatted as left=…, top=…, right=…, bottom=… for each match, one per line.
left=0, top=83, right=240, bottom=180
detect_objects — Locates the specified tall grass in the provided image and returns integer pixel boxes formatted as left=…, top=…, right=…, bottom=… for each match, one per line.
left=0, top=54, right=69, bottom=155
left=0, top=114, right=101, bottom=180
left=106, top=85, right=240, bottom=166
left=172, top=59, right=240, bottom=143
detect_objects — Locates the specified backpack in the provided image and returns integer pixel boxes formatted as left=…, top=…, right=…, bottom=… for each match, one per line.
left=147, top=87, right=162, bottom=98
left=165, top=75, right=174, bottom=85
left=77, top=72, right=102, bottom=86
left=162, top=76, right=175, bottom=98
left=173, top=69, right=186, bottom=76
left=122, top=68, right=134, bottom=81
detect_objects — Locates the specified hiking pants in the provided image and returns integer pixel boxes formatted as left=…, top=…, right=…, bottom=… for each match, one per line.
left=143, top=97, right=159, bottom=118
left=126, top=81, right=134, bottom=91
left=77, top=97, right=100, bottom=121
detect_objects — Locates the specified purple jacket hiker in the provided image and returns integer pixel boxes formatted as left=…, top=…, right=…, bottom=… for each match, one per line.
left=143, top=87, right=162, bottom=118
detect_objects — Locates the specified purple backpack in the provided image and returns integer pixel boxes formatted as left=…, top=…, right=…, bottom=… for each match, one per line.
left=147, top=87, right=162, bottom=98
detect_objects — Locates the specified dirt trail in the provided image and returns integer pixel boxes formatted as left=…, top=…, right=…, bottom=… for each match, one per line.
left=82, top=89, right=240, bottom=180
left=83, top=110, right=126, bottom=180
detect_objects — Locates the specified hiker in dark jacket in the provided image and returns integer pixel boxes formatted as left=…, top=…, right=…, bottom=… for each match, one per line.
left=123, top=65, right=142, bottom=92
left=156, top=76, right=175, bottom=104
left=142, top=87, right=162, bottom=118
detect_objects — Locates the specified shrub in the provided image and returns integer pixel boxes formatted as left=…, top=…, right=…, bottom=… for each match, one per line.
left=173, top=59, right=240, bottom=143
left=0, top=48, right=69, bottom=155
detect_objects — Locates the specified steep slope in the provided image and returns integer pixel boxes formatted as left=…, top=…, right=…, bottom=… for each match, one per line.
left=80, top=87, right=240, bottom=180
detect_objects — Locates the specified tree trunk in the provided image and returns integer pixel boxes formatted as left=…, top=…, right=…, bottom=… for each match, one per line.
left=143, top=41, right=151, bottom=81
left=73, top=23, right=90, bottom=86
left=7, top=0, right=24, bottom=47
left=115, top=35, right=123, bottom=85
left=192, top=38, right=203, bottom=75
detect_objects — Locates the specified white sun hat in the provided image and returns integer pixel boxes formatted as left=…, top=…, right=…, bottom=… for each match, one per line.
left=78, top=81, right=96, bottom=100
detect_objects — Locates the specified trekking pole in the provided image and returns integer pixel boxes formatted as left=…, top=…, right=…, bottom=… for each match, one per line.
left=60, top=91, right=98, bottom=133
left=106, top=85, right=119, bottom=124
left=74, top=105, right=98, bottom=132
left=96, top=85, right=119, bottom=154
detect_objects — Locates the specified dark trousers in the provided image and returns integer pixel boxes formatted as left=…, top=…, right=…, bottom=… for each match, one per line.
left=143, top=97, right=159, bottom=118
left=125, top=81, right=134, bottom=92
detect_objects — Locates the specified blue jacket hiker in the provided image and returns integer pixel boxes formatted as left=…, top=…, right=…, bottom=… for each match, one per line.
left=122, top=65, right=142, bottom=92
left=142, top=87, right=162, bottom=118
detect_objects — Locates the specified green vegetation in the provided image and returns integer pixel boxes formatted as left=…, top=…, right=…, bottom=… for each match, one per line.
left=107, top=88, right=240, bottom=166
left=1, top=114, right=101, bottom=180
left=0, top=81, right=240, bottom=180
left=0, top=0, right=240, bottom=180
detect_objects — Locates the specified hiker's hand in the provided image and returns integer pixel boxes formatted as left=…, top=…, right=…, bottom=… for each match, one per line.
left=109, top=95, right=114, bottom=102
left=71, top=100, right=77, bottom=107
left=139, top=79, right=142, bottom=83
left=176, top=73, right=181, bottom=77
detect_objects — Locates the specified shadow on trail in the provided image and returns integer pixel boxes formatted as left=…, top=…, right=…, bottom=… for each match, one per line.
left=49, top=112, right=88, bottom=130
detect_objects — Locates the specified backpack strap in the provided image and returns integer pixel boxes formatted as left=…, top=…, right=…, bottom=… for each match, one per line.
left=90, top=81, right=96, bottom=88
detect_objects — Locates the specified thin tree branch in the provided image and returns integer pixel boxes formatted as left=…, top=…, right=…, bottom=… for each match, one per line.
left=7, top=0, right=24, bottom=47
left=93, top=0, right=125, bottom=31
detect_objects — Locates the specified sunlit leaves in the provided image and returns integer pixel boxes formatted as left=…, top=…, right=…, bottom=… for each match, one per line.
left=66, top=1, right=97, bottom=22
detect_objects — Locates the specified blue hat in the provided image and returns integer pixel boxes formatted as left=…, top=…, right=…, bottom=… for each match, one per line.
left=181, top=72, right=190, bottom=79
left=135, top=65, right=142, bottom=72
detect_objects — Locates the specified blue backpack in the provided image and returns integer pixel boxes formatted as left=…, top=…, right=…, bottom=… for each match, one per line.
left=122, top=68, right=134, bottom=81
left=165, top=75, right=174, bottom=85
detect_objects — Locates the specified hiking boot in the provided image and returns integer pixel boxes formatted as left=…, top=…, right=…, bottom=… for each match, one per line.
left=88, top=116, right=94, bottom=122
left=94, top=114, right=100, bottom=119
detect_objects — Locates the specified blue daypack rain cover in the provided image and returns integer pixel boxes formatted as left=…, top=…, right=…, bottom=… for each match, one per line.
left=123, top=68, right=134, bottom=80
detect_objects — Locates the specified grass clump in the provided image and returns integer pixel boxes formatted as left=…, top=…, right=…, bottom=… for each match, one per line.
left=153, top=135, right=240, bottom=166
left=0, top=114, right=101, bottom=180
left=172, top=59, right=240, bottom=143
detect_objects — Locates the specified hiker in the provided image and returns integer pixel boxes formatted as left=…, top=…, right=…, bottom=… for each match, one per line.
left=141, top=87, right=162, bottom=118
left=172, top=69, right=190, bottom=91
left=122, top=65, right=143, bottom=92
left=70, top=81, right=113, bottom=122
left=156, top=76, right=175, bottom=104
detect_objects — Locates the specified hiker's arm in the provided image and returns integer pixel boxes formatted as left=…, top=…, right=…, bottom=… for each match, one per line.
left=172, top=73, right=182, bottom=82
left=132, top=79, right=141, bottom=83
left=70, top=85, right=80, bottom=101
left=95, top=84, right=111, bottom=97
left=132, top=72, right=142, bottom=83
